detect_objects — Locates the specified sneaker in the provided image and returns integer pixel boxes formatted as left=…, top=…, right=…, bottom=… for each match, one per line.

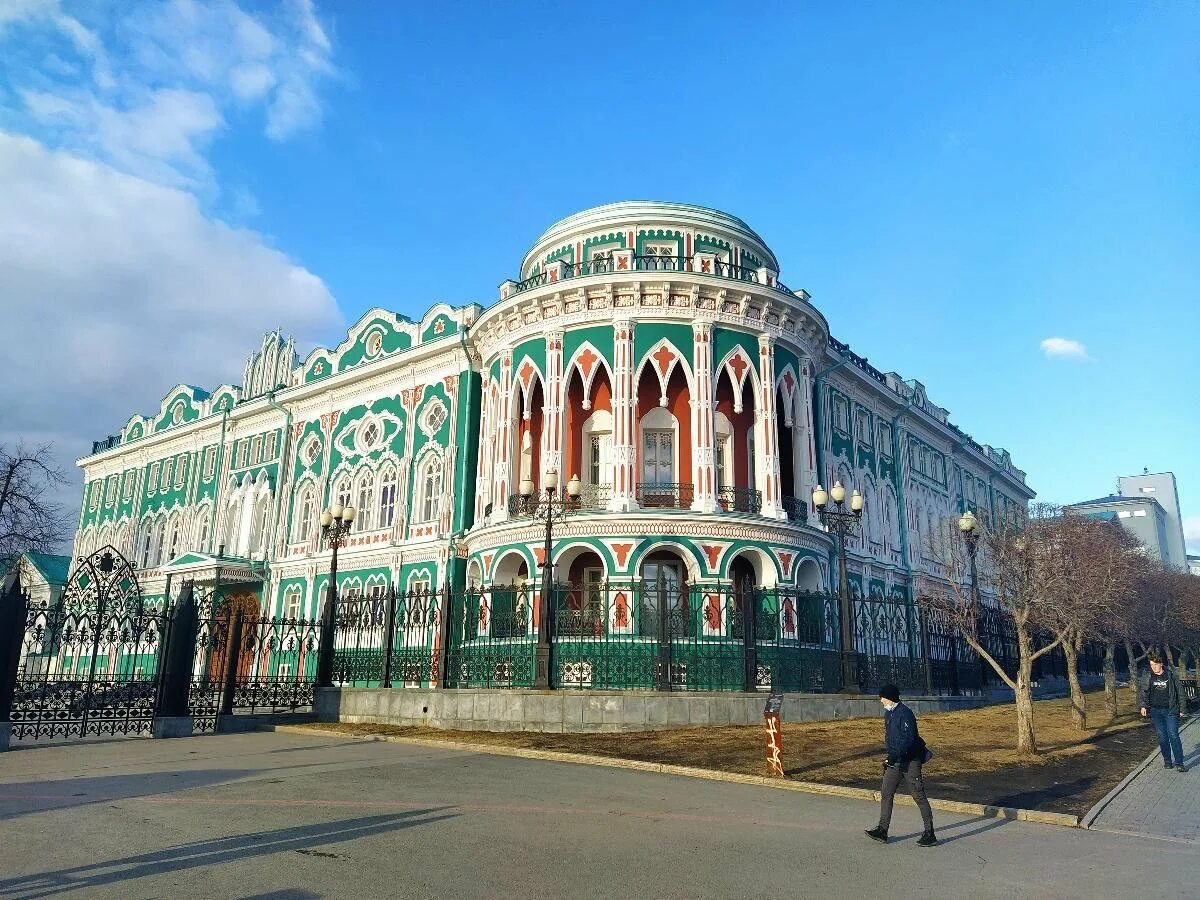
left=865, top=826, right=888, bottom=843
left=1177, top=765, right=1188, bottom=773
left=917, top=831, right=939, bottom=847
left=1164, top=761, right=1174, bottom=769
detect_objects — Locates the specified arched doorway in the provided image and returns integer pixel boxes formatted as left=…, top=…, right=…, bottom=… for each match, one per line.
left=207, top=590, right=261, bottom=686
left=490, top=553, right=530, bottom=640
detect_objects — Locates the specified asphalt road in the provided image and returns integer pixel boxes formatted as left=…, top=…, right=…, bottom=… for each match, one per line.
left=0, top=731, right=1195, bottom=899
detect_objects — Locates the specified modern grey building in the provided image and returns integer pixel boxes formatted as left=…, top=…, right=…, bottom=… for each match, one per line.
left=1117, top=471, right=1188, bottom=569
left=1066, top=494, right=1174, bottom=564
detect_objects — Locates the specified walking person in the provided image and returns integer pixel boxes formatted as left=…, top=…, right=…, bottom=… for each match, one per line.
left=865, top=684, right=937, bottom=847
left=1137, top=651, right=1188, bottom=773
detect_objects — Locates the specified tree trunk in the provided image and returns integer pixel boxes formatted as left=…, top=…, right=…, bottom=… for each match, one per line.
left=1015, top=627, right=1038, bottom=755
left=1063, top=635, right=1086, bottom=730
left=1103, top=641, right=1118, bottom=721
left=1124, top=640, right=1139, bottom=692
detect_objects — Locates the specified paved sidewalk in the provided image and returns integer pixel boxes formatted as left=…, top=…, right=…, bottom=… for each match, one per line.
left=1089, top=715, right=1200, bottom=843
left=1, top=731, right=1198, bottom=898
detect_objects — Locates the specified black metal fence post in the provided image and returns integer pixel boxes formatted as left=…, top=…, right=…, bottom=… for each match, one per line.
left=438, top=584, right=453, bottom=689
left=155, top=581, right=199, bottom=719
left=743, top=587, right=758, bottom=693
left=0, top=579, right=29, bottom=734
left=380, top=585, right=397, bottom=689
left=218, top=609, right=244, bottom=717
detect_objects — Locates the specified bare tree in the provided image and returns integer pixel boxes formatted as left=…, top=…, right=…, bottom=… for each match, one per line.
left=918, top=507, right=1070, bottom=755
left=0, top=442, right=71, bottom=558
left=1039, top=514, right=1144, bottom=730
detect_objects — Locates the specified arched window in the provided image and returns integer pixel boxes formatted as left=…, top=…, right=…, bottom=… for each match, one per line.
left=223, top=497, right=241, bottom=554
left=249, top=495, right=270, bottom=556
left=166, top=515, right=182, bottom=563
left=378, top=468, right=397, bottom=528
left=418, top=455, right=442, bottom=523
left=282, top=585, right=303, bottom=620
left=355, top=471, right=375, bottom=531
left=335, top=476, right=351, bottom=511
left=295, top=485, right=316, bottom=542
left=194, top=508, right=212, bottom=551
left=139, top=522, right=153, bottom=568
left=152, top=517, right=167, bottom=567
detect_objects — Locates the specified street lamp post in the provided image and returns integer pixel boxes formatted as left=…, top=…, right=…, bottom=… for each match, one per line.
left=811, top=480, right=865, bottom=693
left=315, top=502, right=356, bottom=688
left=519, top=469, right=581, bottom=689
left=958, top=509, right=985, bottom=692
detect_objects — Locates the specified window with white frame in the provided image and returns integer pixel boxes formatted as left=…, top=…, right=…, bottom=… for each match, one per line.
left=378, top=468, right=397, bottom=528
left=147, top=463, right=159, bottom=495
left=580, top=409, right=613, bottom=487
left=174, top=455, right=187, bottom=488
left=251, top=436, right=263, bottom=465
left=283, top=585, right=302, bottom=620
left=356, top=472, right=375, bottom=531
left=237, top=441, right=248, bottom=468
left=203, top=447, right=216, bottom=480
left=104, top=477, right=117, bottom=506
left=640, top=407, right=677, bottom=487
left=249, top=495, right=270, bottom=555
left=265, top=432, right=277, bottom=460
left=335, top=477, right=351, bottom=511
left=878, top=422, right=892, bottom=455
left=122, top=471, right=133, bottom=500
left=418, top=455, right=442, bottom=522
left=139, top=525, right=153, bottom=568
left=358, top=419, right=381, bottom=452
left=166, top=517, right=182, bottom=562
left=160, top=459, right=172, bottom=492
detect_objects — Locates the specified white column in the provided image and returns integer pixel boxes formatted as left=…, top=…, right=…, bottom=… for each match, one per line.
left=608, top=320, right=638, bottom=512
left=494, top=351, right=514, bottom=520
left=542, top=331, right=565, bottom=484
left=757, top=335, right=785, bottom=520
left=690, top=320, right=717, bottom=513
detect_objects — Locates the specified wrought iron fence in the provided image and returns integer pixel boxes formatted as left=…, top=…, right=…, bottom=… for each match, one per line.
left=444, top=580, right=841, bottom=692
left=331, top=587, right=442, bottom=688
left=190, top=594, right=319, bottom=730
left=507, top=253, right=795, bottom=298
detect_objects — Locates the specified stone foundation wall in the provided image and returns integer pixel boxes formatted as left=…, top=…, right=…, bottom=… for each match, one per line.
left=315, top=687, right=990, bottom=733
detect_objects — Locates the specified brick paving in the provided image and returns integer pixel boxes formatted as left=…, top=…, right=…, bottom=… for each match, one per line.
left=1090, top=716, right=1200, bottom=843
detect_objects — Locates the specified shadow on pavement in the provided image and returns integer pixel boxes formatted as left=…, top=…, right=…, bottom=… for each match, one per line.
left=890, top=813, right=1012, bottom=846
left=0, top=808, right=457, bottom=899
left=0, top=770, right=260, bottom=822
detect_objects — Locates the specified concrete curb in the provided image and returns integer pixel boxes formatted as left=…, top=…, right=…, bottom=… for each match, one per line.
left=269, top=723, right=1081, bottom=829
left=1081, top=713, right=1199, bottom=830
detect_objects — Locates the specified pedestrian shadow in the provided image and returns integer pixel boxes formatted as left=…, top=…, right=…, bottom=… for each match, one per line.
left=784, top=748, right=878, bottom=778
left=892, top=813, right=1011, bottom=845
left=0, top=808, right=457, bottom=899
left=239, top=892, right=322, bottom=900
left=989, top=776, right=1096, bottom=810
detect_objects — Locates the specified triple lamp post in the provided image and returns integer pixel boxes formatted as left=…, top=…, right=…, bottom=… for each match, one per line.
left=811, top=480, right=864, bottom=693
left=315, top=502, right=356, bottom=688
left=518, top=468, right=582, bottom=688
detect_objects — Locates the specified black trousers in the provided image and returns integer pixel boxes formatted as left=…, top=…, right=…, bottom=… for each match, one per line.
left=878, top=759, right=934, bottom=832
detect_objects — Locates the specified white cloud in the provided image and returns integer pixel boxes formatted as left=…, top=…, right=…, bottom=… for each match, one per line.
left=0, top=0, right=336, bottom=187
left=1183, top=516, right=1200, bottom=556
left=0, top=130, right=342, bottom=509
left=1039, top=337, right=1091, bottom=361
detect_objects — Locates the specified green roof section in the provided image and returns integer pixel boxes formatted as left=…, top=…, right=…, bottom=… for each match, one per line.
left=24, top=552, right=73, bottom=586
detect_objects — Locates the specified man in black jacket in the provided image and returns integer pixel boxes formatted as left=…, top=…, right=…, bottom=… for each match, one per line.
left=865, top=684, right=937, bottom=846
left=1136, top=652, right=1187, bottom=772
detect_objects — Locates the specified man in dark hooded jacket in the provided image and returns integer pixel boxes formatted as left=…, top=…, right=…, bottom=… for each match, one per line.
left=865, top=684, right=937, bottom=846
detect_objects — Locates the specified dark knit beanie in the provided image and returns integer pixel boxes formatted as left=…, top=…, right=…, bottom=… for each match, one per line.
left=879, top=684, right=900, bottom=703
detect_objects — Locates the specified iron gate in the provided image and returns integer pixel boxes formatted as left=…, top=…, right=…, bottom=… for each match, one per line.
left=9, top=547, right=164, bottom=741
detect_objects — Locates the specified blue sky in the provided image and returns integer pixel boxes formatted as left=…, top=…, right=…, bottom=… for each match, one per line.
left=1, top=1, right=1197, bottom=550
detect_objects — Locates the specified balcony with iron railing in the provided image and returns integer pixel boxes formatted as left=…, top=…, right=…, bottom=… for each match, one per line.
left=781, top=496, right=808, bottom=524
left=716, top=486, right=762, bottom=515
left=508, top=253, right=798, bottom=298
left=507, top=484, right=612, bottom=518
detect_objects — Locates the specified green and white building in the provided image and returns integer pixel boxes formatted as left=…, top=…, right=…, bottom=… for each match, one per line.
left=72, top=202, right=1033, bottom=688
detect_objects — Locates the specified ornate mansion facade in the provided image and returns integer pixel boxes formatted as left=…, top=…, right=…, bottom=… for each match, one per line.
left=74, top=201, right=1033, bottom=654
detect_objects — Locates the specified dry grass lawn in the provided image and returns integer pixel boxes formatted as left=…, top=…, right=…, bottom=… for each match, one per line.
left=305, top=690, right=1162, bottom=817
